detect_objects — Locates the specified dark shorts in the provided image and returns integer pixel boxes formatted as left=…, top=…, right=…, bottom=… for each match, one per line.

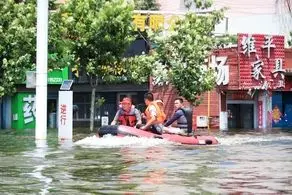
left=150, top=124, right=164, bottom=135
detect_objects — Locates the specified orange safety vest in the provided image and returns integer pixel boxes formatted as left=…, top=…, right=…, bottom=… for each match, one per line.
left=145, top=102, right=166, bottom=123
left=118, top=108, right=137, bottom=127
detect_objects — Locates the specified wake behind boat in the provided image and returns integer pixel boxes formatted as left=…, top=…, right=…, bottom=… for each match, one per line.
left=98, top=125, right=219, bottom=145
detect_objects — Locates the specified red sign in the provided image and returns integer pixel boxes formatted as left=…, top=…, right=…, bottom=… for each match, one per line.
left=258, top=101, right=263, bottom=128
left=238, top=34, right=285, bottom=90
left=60, top=104, right=67, bottom=125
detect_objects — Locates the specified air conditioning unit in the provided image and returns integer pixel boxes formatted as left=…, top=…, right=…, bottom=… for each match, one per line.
left=197, top=116, right=208, bottom=128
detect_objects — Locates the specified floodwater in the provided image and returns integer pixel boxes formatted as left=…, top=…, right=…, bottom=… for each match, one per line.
left=0, top=129, right=292, bottom=194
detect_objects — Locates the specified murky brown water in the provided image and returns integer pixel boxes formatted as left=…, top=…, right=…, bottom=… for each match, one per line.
left=0, top=129, right=291, bottom=194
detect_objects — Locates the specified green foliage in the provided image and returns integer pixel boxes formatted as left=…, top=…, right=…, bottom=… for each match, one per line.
left=129, top=0, right=227, bottom=105
left=155, top=8, right=226, bottom=105
left=56, top=0, right=137, bottom=131
left=134, top=0, right=160, bottom=10
left=0, top=0, right=72, bottom=98
left=49, top=8, right=75, bottom=70
left=215, top=34, right=237, bottom=48
left=184, top=0, right=214, bottom=10
left=95, top=97, right=105, bottom=107
left=57, top=0, right=135, bottom=83
left=124, top=54, right=155, bottom=83
left=0, top=0, right=36, bottom=97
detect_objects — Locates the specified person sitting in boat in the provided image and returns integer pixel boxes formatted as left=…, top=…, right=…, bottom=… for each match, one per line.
left=163, top=97, right=193, bottom=135
left=140, top=93, right=166, bottom=134
left=141, top=99, right=166, bottom=122
left=155, top=99, right=166, bottom=122
left=111, top=97, right=142, bottom=127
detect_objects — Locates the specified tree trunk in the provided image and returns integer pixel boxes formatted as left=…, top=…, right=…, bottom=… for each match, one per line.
left=96, top=94, right=101, bottom=125
left=90, top=87, right=96, bottom=132
left=89, top=75, right=98, bottom=132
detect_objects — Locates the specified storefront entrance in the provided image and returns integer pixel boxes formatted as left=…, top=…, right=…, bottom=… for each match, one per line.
left=227, top=103, right=255, bottom=129
left=48, top=99, right=57, bottom=128
left=272, top=91, right=292, bottom=128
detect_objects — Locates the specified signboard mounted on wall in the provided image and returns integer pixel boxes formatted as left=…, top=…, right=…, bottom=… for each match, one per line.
left=25, top=67, right=69, bottom=88
left=26, top=71, right=36, bottom=88
left=238, top=33, right=286, bottom=90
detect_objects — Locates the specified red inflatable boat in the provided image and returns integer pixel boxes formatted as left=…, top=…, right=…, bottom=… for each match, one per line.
left=98, top=125, right=219, bottom=145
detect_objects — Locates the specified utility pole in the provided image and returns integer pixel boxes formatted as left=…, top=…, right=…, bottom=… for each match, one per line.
left=35, top=0, right=48, bottom=140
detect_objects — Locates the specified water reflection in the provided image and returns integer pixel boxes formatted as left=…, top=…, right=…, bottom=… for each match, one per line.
left=118, top=147, right=181, bottom=194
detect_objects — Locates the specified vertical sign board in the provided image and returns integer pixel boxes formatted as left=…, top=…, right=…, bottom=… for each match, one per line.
left=258, top=101, right=263, bottom=129
left=58, top=91, right=73, bottom=140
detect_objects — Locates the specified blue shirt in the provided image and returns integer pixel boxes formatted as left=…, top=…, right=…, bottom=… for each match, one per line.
left=164, top=109, right=187, bottom=128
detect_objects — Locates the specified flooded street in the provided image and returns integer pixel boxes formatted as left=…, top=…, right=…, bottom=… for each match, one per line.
left=0, top=129, right=292, bottom=194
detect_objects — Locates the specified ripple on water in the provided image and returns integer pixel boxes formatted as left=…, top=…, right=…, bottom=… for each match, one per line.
left=74, top=135, right=175, bottom=148
left=218, top=134, right=292, bottom=146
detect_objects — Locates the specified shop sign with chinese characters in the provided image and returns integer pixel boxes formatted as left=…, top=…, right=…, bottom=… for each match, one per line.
left=23, top=94, right=36, bottom=124
left=132, top=14, right=180, bottom=31
left=58, top=91, right=73, bottom=140
left=11, top=93, right=36, bottom=130
left=209, top=55, right=229, bottom=86
left=238, top=34, right=285, bottom=90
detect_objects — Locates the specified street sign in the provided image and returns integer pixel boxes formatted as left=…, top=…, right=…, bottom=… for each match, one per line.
left=26, top=71, right=36, bottom=88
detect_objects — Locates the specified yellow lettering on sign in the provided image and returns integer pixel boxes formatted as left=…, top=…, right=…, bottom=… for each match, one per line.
left=149, top=15, right=164, bottom=31
left=132, top=15, right=147, bottom=31
left=167, top=15, right=180, bottom=31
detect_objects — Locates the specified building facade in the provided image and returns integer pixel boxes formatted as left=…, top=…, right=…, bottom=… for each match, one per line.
left=151, top=33, right=292, bottom=130
left=148, top=0, right=292, bottom=130
left=2, top=0, right=292, bottom=130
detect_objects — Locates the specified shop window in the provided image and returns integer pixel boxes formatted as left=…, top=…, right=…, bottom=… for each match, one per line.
left=73, top=93, right=91, bottom=120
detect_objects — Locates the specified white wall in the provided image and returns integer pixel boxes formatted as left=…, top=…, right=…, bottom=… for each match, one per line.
left=157, top=0, right=292, bottom=46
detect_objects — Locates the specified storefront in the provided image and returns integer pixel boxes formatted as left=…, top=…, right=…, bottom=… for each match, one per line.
left=151, top=33, right=287, bottom=130
left=71, top=88, right=147, bottom=127
left=272, top=91, right=292, bottom=128
left=226, top=91, right=257, bottom=129
left=212, top=33, right=285, bottom=130
left=11, top=68, right=69, bottom=130
left=272, top=50, right=292, bottom=128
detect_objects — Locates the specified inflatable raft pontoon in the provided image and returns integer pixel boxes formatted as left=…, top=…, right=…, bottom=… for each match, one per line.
left=98, top=125, right=219, bottom=145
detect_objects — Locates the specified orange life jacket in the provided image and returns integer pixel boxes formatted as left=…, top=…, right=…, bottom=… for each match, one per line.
left=118, top=108, right=137, bottom=127
left=145, top=101, right=166, bottom=124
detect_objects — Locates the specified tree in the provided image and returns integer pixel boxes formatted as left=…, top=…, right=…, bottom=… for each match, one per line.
left=134, top=0, right=160, bottom=10
left=57, top=0, right=135, bottom=131
left=0, top=0, right=36, bottom=97
left=127, top=0, right=226, bottom=105
left=0, top=0, right=72, bottom=98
